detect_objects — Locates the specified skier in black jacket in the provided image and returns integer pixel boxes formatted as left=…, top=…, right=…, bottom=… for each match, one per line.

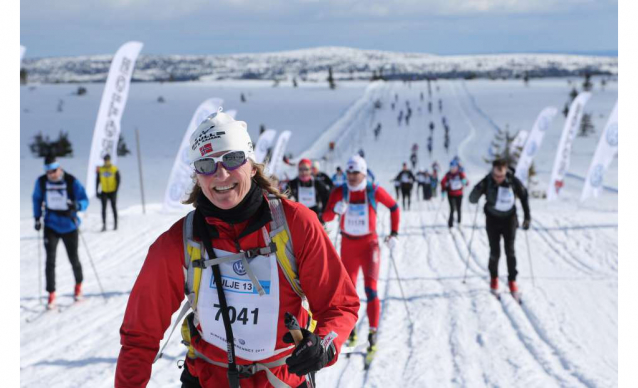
left=394, top=163, right=416, bottom=210
left=286, top=159, right=330, bottom=220
left=469, top=159, right=531, bottom=298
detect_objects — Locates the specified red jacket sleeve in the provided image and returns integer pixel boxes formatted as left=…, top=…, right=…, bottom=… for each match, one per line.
left=440, top=173, right=448, bottom=191
left=461, top=172, right=468, bottom=185
left=288, top=202, right=359, bottom=364
left=320, top=186, right=344, bottom=223
left=115, top=219, right=186, bottom=388
left=374, top=186, right=400, bottom=234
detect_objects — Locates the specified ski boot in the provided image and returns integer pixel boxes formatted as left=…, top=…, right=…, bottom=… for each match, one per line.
left=509, top=281, right=522, bottom=304
left=490, top=278, right=500, bottom=299
left=364, top=329, right=378, bottom=370
left=74, top=283, right=83, bottom=302
left=101, top=224, right=107, bottom=232
left=46, top=292, right=57, bottom=310
left=347, top=329, right=357, bottom=347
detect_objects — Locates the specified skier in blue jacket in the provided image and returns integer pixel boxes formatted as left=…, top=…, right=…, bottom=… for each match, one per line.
left=32, top=155, right=89, bottom=309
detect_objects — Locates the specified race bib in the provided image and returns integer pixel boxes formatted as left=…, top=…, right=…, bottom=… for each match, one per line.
left=401, top=174, right=410, bottom=183
left=297, top=185, right=317, bottom=208
left=45, top=181, right=69, bottom=211
left=495, top=186, right=515, bottom=212
left=197, top=245, right=281, bottom=361
left=450, top=177, right=463, bottom=191
left=344, top=202, right=369, bottom=236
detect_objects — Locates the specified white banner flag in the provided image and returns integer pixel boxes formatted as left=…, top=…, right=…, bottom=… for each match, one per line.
left=86, top=41, right=143, bottom=198
left=163, top=98, right=224, bottom=212
left=515, top=107, right=558, bottom=185
left=546, top=92, right=592, bottom=201
left=265, top=131, right=292, bottom=178
left=580, top=101, right=618, bottom=201
left=20, top=45, right=26, bottom=63
left=255, top=129, right=277, bottom=164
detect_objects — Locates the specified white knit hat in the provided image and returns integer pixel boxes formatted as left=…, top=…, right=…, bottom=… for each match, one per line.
left=346, top=155, right=367, bottom=175
left=189, top=108, right=255, bottom=163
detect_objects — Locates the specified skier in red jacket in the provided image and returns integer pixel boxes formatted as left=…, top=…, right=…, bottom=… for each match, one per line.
left=321, top=155, right=400, bottom=365
left=440, top=159, right=468, bottom=228
left=115, top=109, right=359, bottom=388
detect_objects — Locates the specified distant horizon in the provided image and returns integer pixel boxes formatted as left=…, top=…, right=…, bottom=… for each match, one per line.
left=20, top=46, right=619, bottom=60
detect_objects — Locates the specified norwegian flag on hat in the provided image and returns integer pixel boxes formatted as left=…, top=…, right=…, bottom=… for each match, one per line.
left=200, top=143, right=213, bottom=156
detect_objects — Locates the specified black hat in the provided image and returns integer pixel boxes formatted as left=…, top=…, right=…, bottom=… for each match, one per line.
left=44, top=155, right=57, bottom=165
left=103, top=154, right=111, bottom=161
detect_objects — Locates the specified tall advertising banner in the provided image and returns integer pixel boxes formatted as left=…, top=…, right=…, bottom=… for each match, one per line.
left=20, top=45, right=26, bottom=62
left=254, top=129, right=277, bottom=163
left=265, top=131, right=291, bottom=178
left=546, top=92, right=592, bottom=201
left=580, top=102, right=618, bottom=202
left=163, top=98, right=224, bottom=212
left=86, top=41, right=143, bottom=198
left=515, top=107, right=558, bottom=185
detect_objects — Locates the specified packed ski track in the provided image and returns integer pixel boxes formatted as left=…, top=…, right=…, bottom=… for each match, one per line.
left=20, top=80, right=617, bottom=387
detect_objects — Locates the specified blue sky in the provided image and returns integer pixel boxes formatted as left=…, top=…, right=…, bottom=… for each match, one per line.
left=20, top=0, right=618, bottom=58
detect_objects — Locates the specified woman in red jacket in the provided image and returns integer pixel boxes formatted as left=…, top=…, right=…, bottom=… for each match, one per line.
left=115, top=110, right=359, bottom=388
left=321, top=155, right=400, bottom=363
left=440, top=160, right=468, bottom=228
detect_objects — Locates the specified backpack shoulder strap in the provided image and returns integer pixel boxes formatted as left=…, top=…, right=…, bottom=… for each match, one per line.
left=63, top=173, right=77, bottom=201
left=367, top=182, right=378, bottom=211
left=155, top=210, right=198, bottom=364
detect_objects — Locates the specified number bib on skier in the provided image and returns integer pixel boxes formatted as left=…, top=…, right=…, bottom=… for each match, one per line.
left=495, top=186, right=515, bottom=212
left=197, top=246, right=280, bottom=361
left=400, top=174, right=410, bottom=183
left=297, top=185, right=317, bottom=208
left=45, top=181, right=69, bottom=211
left=344, top=201, right=369, bottom=236
left=450, top=177, right=463, bottom=191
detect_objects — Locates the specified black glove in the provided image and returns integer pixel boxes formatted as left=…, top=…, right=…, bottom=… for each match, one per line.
left=67, top=200, right=78, bottom=212
left=522, top=219, right=531, bottom=230
left=34, top=218, right=41, bottom=231
left=283, top=328, right=335, bottom=376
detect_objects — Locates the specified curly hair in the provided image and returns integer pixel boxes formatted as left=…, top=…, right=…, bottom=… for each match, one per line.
left=182, top=162, right=287, bottom=206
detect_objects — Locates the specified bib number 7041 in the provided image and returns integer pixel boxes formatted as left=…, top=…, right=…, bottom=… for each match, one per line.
left=213, top=304, right=259, bottom=325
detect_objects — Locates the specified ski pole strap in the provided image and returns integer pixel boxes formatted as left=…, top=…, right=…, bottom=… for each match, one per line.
left=195, top=209, right=240, bottom=388
left=191, top=347, right=293, bottom=388
left=153, top=300, right=192, bottom=363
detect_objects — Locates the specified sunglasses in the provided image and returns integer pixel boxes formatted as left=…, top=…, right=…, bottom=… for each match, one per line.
left=46, top=169, right=58, bottom=175
left=193, top=151, right=247, bottom=175
left=298, top=167, right=311, bottom=172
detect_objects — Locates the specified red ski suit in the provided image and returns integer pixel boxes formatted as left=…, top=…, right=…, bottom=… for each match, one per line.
left=441, top=171, right=468, bottom=197
left=115, top=197, right=359, bottom=387
left=322, top=184, right=399, bottom=329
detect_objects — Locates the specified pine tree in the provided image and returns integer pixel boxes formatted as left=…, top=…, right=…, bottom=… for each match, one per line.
left=240, top=93, right=246, bottom=103
left=563, top=102, right=570, bottom=117
left=292, top=78, right=298, bottom=88
left=523, top=72, right=530, bottom=86
left=76, top=86, right=87, bottom=96
left=569, top=87, right=579, bottom=102
left=20, top=68, right=28, bottom=84
left=54, top=131, right=73, bottom=157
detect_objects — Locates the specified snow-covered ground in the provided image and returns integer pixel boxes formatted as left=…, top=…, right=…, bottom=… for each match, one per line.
left=20, top=79, right=617, bottom=387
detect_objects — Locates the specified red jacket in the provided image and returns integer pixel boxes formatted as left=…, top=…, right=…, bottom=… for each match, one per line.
left=322, top=183, right=400, bottom=237
left=441, top=171, right=468, bottom=197
left=115, top=197, right=359, bottom=387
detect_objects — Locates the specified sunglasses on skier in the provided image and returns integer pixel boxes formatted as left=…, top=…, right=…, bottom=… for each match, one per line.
left=193, top=151, right=248, bottom=175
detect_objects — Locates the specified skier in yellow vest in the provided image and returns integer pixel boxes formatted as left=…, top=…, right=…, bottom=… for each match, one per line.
left=96, top=154, right=120, bottom=231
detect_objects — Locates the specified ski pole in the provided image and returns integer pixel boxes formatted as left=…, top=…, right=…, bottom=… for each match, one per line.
left=462, top=204, right=481, bottom=284
left=388, top=244, right=415, bottom=329
left=333, top=214, right=342, bottom=250
left=37, top=229, right=43, bottom=305
left=73, top=218, right=107, bottom=302
left=525, top=229, right=535, bottom=287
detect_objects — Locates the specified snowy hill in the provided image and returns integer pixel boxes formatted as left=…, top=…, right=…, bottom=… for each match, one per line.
left=21, top=46, right=618, bottom=84
left=20, top=79, right=617, bottom=387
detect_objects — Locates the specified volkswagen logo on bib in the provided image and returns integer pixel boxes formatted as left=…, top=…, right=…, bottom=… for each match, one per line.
left=590, top=164, right=605, bottom=188
left=606, top=123, right=618, bottom=147
left=233, top=260, right=247, bottom=276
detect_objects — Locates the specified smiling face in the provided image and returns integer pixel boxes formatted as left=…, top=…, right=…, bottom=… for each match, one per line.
left=492, top=165, right=507, bottom=185
left=196, top=151, right=256, bottom=209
